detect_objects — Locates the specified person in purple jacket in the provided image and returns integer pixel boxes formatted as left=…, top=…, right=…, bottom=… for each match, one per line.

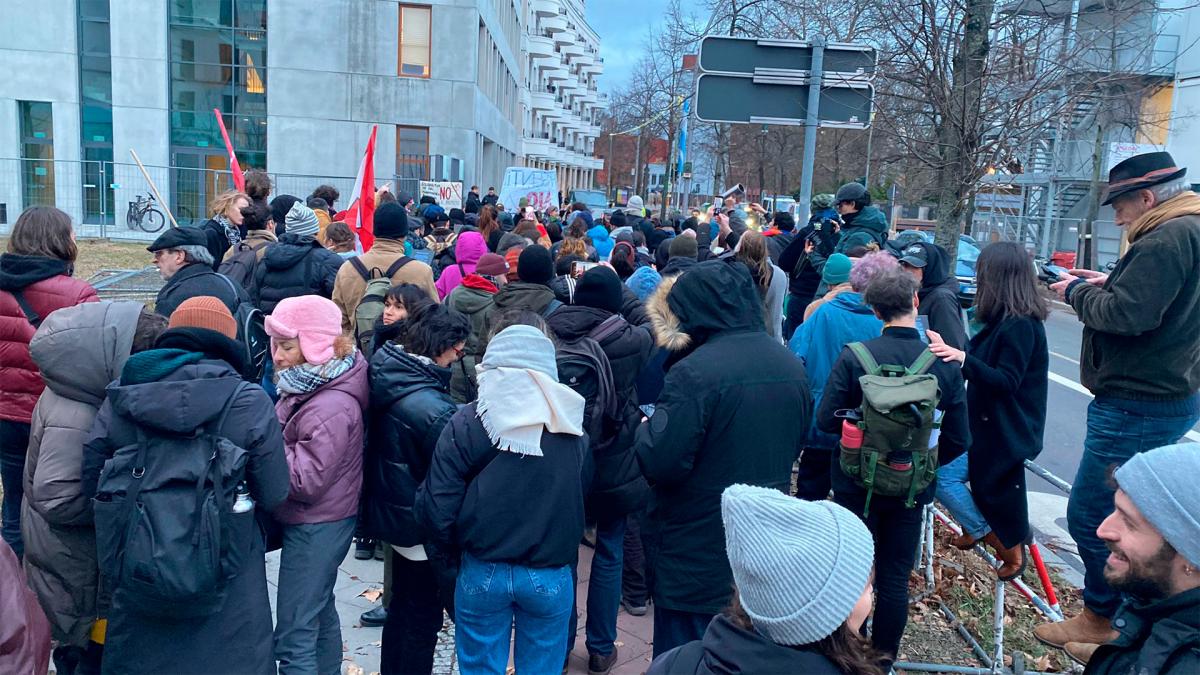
left=265, top=295, right=370, bottom=675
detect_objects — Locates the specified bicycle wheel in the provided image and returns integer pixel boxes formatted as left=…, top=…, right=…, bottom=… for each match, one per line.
left=141, top=208, right=167, bottom=233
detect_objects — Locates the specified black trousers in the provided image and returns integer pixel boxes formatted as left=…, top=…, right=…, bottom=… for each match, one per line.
left=381, top=554, right=448, bottom=675
left=794, top=447, right=833, bottom=501
left=621, top=511, right=648, bottom=606
left=0, top=420, right=30, bottom=558
left=652, top=606, right=714, bottom=658
left=782, top=292, right=812, bottom=342
left=832, top=490, right=924, bottom=660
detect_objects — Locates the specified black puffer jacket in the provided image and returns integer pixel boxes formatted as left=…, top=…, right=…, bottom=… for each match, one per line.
left=649, top=615, right=844, bottom=675
left=154, top=263, right=247, bottom=318
left=620, top=285, right=651, bottom=327
left=253, top=233, right=344, bottom=314
left=363, top=344, right=458, bottom=547
left=547, top=305, right=653, bottom=521
left=636, top=261, right=812, bottom=615
left=915, top=242, right=967, bottom=350
left=1085, top=587, right=1200, bottom=675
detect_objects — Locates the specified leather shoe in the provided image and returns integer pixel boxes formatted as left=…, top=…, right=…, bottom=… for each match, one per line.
left=1034, top=607, right=1117, bottom=648
left=950, top=531, right=981, bottom=550
left=588, top=647, right=618, bottom=675
left=621, top=598, right=648, bottom=616
left=982, top=532, right=1025, bottom=581
left=1064, top=641, right=1101, bottom=665
left=359, top=604, right=387, bottom=627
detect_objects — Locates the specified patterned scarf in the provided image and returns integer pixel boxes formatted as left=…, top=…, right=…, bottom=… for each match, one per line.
left=215, top=214, right=243, bottom=248
left=275, top=353, right=355, bottom=396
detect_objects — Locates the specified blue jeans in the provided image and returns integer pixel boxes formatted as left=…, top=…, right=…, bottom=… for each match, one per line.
left=455, top=553, right=574, bottom=675
left=936, top=453, right=990, bottom=539
left=0, top=421, right=30, bottom=559
left=1067, top=395, right=1200, bottom=617
left=577, top=518, right=625, bottom=657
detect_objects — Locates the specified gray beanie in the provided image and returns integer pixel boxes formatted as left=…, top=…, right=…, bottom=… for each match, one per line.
left=834, top=181, right=870, bottom=205
left=722, top=484, right=874, bottom=645
left=285, top=202, right=320, bottom=238
left=1115, top=443, right=1200, bottom=567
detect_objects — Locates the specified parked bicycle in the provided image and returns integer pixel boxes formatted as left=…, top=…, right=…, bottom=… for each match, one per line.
left=127, top=193, right=167, bottom=233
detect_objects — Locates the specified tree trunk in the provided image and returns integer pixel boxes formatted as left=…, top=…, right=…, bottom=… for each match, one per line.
left=1080, top=119, right=1106, bottom=270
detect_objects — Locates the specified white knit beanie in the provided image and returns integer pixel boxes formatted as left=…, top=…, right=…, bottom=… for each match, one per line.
left=722, top=484, right=875, bottom=646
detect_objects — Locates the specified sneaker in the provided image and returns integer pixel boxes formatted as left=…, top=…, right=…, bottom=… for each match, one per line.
left=354, top=538, right=376, bottom=560
left=374, top=542, right=385, bottom=561
left=588, top=647, right=618, bottom=675
left=359, top=604, right=387, bottom=627
left=621, top=598, right=648, bottom=616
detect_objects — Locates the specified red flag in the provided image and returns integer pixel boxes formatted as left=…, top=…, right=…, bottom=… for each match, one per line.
left=213, top=109, right=245, bottom=191
left=340, top=126, right=378, bottom=251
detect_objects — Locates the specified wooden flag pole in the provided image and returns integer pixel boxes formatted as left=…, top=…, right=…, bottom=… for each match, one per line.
left=129, top=149, right=179, bottom=230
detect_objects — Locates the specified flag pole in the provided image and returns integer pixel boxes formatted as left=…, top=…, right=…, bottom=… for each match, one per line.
left=213, top=108, right=245, bottom=191
left=129, top=149, right=180, bottom=230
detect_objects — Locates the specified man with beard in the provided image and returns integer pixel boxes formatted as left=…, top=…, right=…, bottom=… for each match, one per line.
left=1057, top=443, right=1200, bottom=672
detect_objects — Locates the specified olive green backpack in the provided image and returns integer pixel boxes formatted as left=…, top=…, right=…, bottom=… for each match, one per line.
left=839, top=342, right=941, bottom=516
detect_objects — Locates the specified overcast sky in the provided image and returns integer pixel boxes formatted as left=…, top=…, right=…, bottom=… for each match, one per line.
left=585, top=0, right=706, bottom=95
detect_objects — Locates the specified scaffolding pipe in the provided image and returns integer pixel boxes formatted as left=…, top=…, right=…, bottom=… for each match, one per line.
left=1024, top=459, right=1073, bottom=494
left=991, top=580, right=1007, bottom=674
left=1029, top=543, right=1062, bottom=617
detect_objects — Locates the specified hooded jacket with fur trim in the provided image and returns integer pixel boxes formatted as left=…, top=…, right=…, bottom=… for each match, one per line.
left=634, top=259, right=813, bottom=615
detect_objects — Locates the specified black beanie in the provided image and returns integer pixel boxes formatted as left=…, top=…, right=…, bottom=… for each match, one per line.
left=517, top=245, right=555, bottom=285
left=374, top=202, right=409, bottom=240
left=574, top=266, right=624, bottom=314
left=669, top=235, right=699, bottom=259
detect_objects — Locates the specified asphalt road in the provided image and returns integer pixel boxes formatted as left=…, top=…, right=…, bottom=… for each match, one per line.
left=1023, top=304, right=1200, bottom=574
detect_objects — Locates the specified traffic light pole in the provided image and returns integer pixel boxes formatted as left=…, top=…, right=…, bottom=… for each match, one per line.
left=796, top=37, right=825, bottom=226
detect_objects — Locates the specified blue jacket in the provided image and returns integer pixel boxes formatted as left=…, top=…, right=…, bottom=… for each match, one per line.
left=588, top=224, right=615, bottom=260
left=789, top=291, right=882, bottom=446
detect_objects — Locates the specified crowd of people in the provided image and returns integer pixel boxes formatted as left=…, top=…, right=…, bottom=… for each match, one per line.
left=0, top=150, right=1197, bottom=675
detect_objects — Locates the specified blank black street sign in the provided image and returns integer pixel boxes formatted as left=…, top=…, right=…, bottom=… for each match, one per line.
left=694, top=74, right=873, bottom=126
left=698, top=37, right=876, bottom=76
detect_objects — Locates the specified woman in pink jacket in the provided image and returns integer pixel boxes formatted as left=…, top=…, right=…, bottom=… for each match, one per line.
left=434, top=231, right=488, bottom=300
left=265, top=295, right=369, bottom=675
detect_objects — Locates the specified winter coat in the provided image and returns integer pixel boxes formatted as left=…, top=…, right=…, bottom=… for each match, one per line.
left=660, top=255, right=698, bottom=278
left=588, top=224, right=615, bottom=260
left=1069, top=214, right=1200, bottom=401
left=915, top=242, right=968, bottom=350
left=763, top=263, right=787, bottom=341
left=252, top=233, right=344, bottom=314
left=363, top=345, right=457, bottom=546
left=636, top=261, right=812, bottom=614
left=0, top=254, right=99, bottom=424
left=1084, top=587, right=1200, bottom=675
left=778, top=226, right=824, bottom=304
left=434, top=231, right=488, bottom=300
left=789, top=291, right=883, bottom=448
left=220, top=229, right=276, bottom=263
left=620, top=284, right=651, bottom=327
left=415, top=403, right=589, bottom=569
left=962, top=315, right=1048, bottom=548
left=648, top=615, right=844, bottom=675
left=0, top=539, right=50, bottom=675
left=332, top=238, right=438, bottom=332
left=273, top=353, right=369, bottom=525
left=834, top=205, right=889, bottom=253
left=480, top=281, right=557, bottom=345
left=764, top=229, right=796, bottom=266
left=446, top=277, right=498, bottom=403
left=80, top=327, right=289, bottom=675
left=201, top=217, right=238, bottom=269
left=154, top=262, right=246, bottom=319
left=547, top=305, right=653, bottom=520
left=21, top=301, right=142, bottom=648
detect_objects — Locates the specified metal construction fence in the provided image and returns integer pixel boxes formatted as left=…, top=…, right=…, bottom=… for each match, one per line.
left=0, top=157, right=429, bottom=242
left=970, top=214, right=1123, bottom=268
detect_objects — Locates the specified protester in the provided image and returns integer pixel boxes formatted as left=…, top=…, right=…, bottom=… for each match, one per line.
left=373, top=283, right=435, bottom=351
left=661, top=235, right=699, bottom=277
left=265, top=296, right=368, bottom=674
left=310, top=185, right=340, bottom=216
left=625, top=265, right=663, bottom=303
left=1064, top=443, right=1200, bottom=671
left=434, top=231, right=488, bottom=300
left=898, top=241, right=968, bottom=349
left=587, top=216, right=615, bottom=260
left=547, top=267, right=653, bottom=673
left=778, top=196, right=840, bottom=338
left=735, top=231, right=786, bottom=341
left=0, top=538, right=50, bottom=675
left=323, top=221, right=357, bottom=258
left=466, top=185, right=482, bottom=213
left=803, top=252, right=855, bottom=321
left=414, top=316, right=588, bottom=675
left=244, top=169, right=272, bottom=210
left=254, top=202, right=344, bottom=314
left=269, top=194, right=300, bottom=237
left=1040, top=151, right=1200, bottom=653
left=364, top=303, right=468, bottom=674
left=928, top=241, right=1049, bottom=580
left=0, top=207, right=99, bottom=558
left=447, top=253, right=507, bottom=403
left=815, top=268, right=970, bottom=664
left=648, top=485, right=882, bottom=675
left=80, top=296, right=289, bottom=675
left=789, top=251, right=894, bottom=500
left=218, top=200, right=277, bottom=287
left=332, top=202, right=438, bottom=333
left=481, top=186, right=499, bottom=207
left=763, top=211, right=797, bottom=265
left=637, top=260, right=812, bottom=656
left=200, top=190, right=251, bottom=267
left=831, top=182, right=888, bottom=253
left=307, top=196, right=333, bottom=242
left=481, top=246, right=560, bottom=336
left=149, top=226, right=247, bottom=317
left=21, top=301, right=165, bottom=674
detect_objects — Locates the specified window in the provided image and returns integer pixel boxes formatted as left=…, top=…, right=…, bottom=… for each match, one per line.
left=19, top=101, right=55, bottom=209
left=398, top=5, right=431, bottom=77
left=79, top=0, right=114, bottom=222
left=396, top=125, right=429, bottom=179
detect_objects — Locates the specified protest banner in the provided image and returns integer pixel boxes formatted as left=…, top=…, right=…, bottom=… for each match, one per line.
left=498, top=167, right=558, bottom=211
left=419, top=181, right=464, bottom=210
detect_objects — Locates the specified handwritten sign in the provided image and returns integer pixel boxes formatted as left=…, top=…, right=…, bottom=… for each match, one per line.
left=419, top=181, right=463, bottom=210
left=499, top=167, right=558, bottom=212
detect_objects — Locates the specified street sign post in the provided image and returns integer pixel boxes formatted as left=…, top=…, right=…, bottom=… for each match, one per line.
left=694, top=35, right=877, bottom=223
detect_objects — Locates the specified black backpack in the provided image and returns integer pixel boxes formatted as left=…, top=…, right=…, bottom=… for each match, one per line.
left=212, top=273, right=269, bottom=383
left=92, top=382, right=256, bottom=619
left=553, top=314, right=624, bottom=448
left=349, top=256, right=413, bottom=359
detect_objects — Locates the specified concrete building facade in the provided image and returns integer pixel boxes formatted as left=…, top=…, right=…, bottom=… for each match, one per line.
left=0, top=0, right=605, bottom=232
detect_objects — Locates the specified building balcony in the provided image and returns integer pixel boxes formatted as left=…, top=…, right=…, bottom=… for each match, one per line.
left=543, top=14, right=567, bottom=33
left=526, top=34, right=555, bottom=58
left=531, top=0, right=559, bottom=18
left=561, top=42, right=585, bottom=59
left=523, top=135, right=554, bottom=158
left=553, top=28, right=575, bottom=47
left=545, top=64, right=569, bottom=82
left=530, top=90, right=555, bottom=110
left=1071, top=32, right=1178, bottom=77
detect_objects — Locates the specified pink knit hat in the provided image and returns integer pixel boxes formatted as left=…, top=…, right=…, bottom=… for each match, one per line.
left=264, top=295, right=344, bottom=364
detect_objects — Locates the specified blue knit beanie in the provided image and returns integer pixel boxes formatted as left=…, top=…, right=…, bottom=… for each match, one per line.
left=625, top=266, right=663, bottom=302
left=1115, top=443, right=1200, bottom=567
left=721, top=484, right=875, bottom=645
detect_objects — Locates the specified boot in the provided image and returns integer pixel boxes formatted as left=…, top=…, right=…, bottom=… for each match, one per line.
left=950, top=531, right=980, bottom=550
left=1064, top=642, right=1101, bottom=665
left=982, top=532, right=1025, bottom=581
left=1033, top=607, right=1118, bottom=648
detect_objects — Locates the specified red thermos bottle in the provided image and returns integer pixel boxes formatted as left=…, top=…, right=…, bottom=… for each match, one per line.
left=841, top=419, right=863, bottom=449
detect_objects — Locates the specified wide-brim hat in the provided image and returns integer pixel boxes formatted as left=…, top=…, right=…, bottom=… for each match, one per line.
left=1102, top=151, right=1187, bottom=206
